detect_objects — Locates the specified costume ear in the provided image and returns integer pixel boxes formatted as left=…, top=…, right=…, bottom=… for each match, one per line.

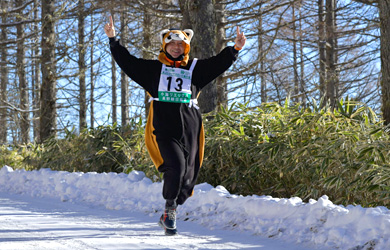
left=183, top=29, right=193, bottom=42
left=160, top=29, right=170, bottom=44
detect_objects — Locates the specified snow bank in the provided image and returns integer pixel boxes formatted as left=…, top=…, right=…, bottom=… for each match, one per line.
left=0, top=166, right=389, bottom=249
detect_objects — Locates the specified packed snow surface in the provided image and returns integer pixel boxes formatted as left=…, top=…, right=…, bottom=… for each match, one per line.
left=0, top=166, right=389, bottom=249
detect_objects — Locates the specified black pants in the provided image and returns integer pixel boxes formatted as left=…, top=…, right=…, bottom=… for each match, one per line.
left=156, top=137, right=200, bottom=205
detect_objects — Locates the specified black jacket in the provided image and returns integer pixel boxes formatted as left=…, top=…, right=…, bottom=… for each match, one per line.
left=109, top=38, right=238, bottom=141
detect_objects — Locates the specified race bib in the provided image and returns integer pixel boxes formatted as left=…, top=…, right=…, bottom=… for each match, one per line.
left=158, top=59, right=197, bottom=103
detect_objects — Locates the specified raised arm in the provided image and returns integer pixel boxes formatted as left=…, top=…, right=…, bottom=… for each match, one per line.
left=104, top=16, right=116, bottom=38
left=104, top=16, right=159, bottom=93
left=193, top=26, right=246, bottom=89
left=234, top=26, right=246, bottom=50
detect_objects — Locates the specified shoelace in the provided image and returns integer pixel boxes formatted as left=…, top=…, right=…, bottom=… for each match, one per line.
left=167, top=209, right=176, bottom=221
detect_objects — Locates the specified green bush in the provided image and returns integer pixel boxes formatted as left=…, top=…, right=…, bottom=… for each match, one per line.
left=0, top=144, right=31, bottom=170
left=22, top=120, right=157, bottom=178
left=200, top=99, right=390, bottom=207
left=1, top=98, right=390, bottom=207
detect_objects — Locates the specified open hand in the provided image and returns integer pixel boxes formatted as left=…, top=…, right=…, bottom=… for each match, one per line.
left=104, top=16, right=116, bottom=38
left=234, top=26, right=246, bottom=49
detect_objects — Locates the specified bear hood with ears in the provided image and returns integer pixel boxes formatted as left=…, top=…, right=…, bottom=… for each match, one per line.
left=158, top=29, right=194, bottom=67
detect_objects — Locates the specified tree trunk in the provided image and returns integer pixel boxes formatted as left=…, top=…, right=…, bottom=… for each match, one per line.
left=120, top=71, right=129, bottom=127
left=120, top=11, right=129, bottom=127
left=215, top=0, right=227, bottom=110
left=258, top=6, right=266, bottom=103
left=40, top=0, right=57, bottom=142
left=16, top=0, right=29, bottom=144
left=90, top=14, right=95, bottom=129
left=318, top=0, right=326, bottom=100
left=142, top=5, right=153, bottom=121
left=32, top=0, right=41, bottom=142
left=0, top=0, right=8, bottom=144
left=78, top=0, right=87, bottom=131
left=379, top=0, right=390, bottom=125
left=179, top=0, right=217, bottom=113
left=299, top=5, right=306, bottom=106
left=292, top=4, right=299, bottom=103
left=111, top=55, right=117, bottom=125
left=325, top=0, right=337, bottom=107
left=110, top=10, right=117, bottom=126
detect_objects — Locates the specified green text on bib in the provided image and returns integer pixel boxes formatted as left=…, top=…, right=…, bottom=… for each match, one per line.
left=158, top=91, right=191, bottom=103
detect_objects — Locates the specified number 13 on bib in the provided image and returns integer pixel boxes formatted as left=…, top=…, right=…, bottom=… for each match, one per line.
left=158, top=59, right=197, bottom=104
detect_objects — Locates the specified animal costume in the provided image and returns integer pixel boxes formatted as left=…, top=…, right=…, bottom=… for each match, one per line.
left=109, top=29, right=239, bottom=206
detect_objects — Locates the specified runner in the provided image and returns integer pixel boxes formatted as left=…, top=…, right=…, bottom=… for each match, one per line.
left=104, top=16, right=246, bottom=235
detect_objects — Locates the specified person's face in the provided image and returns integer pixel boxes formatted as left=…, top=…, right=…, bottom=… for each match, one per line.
left=165, top=40, right=184, bottom=59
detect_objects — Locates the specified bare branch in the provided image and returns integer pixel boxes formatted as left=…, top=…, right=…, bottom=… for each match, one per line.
left=0, top=0, right=35, bottom=15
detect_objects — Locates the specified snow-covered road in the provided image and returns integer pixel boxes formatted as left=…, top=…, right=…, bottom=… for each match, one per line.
left=0, top=192, right=310, bottom=250
left=1, top=166, right=390, bottom=249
